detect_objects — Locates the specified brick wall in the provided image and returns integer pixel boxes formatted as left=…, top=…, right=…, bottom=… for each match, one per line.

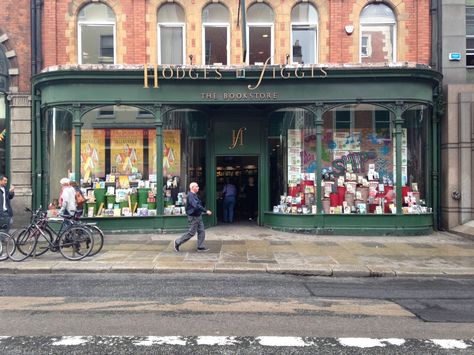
left=42, top=0, right=432, bottom=67
left=0, top=0, right=32, bottom=227
left=0, top=0, right=31, bottom=92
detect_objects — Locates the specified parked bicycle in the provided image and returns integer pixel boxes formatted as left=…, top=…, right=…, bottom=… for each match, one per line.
left=0, top=221, right=16, bottom=261
left=11, top=208, right=94, bottom=261
left=48, top=213, right=104, bottom=257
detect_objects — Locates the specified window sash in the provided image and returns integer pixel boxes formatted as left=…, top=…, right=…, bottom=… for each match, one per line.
left=246, top=24, right=274, bottom=65
left=78, top=24, right=116, bottom=64
left=202, top=25, right=229, bottom=65
left=291, top=24, right=317, bottom=64
left=158, top=24, right=185, bottom=65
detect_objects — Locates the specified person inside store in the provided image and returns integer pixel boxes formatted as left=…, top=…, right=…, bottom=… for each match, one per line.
left=244, top=176, right=257, bottom=220
left=222, top=178, right=238, bottom=223
left=174, top=182, right=212, bottom=252
left=59, top=177, right=77, bottom=216
left=0, top=174, right=15, bottom=232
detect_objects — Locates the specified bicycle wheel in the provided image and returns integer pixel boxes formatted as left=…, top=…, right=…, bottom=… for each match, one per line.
left=11, top=228, right=37, bottom=262
left=33, top=228, right=54, bottom=256
left=85, top=225, right=104, bottom=257
left=0, top=232, right=4, bottom=261
left=58, top=226, right=93, bottom=261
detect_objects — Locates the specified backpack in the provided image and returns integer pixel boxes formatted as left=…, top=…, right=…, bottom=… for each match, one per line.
left=75, top=190, right=86, bottom=208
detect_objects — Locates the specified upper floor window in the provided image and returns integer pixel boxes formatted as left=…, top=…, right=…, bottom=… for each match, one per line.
left=360, top=3, right=396, bottom=63
left=247, top=3, right=274, bottom=65
left=158, top=3, right=185, bottom=65
left=78, top=3, right=116, bottom=64
left=291, top=3, right=318, bottom=64
left=202, top=3, right=230, bottom=65
left=466, top=7, right=474, bottom=66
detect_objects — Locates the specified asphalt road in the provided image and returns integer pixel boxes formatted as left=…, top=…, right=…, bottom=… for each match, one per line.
left=0, top=274, right=473, bottom=353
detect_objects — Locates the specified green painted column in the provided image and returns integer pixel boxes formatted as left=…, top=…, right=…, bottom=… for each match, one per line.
left=40, top=112, right=48, bottom=206
left=154, top=104, right=164, bottom=215
left=32, top=92, right=41, bottom=209
left=314, top=103, right=324, bottom=215
left=432, top=100, right=440, bottom=229
left=394, top=103, right=404, bottom=215
left=72, top=104, right=82, bottom=184
left=260, top=121, right=268, bottom=225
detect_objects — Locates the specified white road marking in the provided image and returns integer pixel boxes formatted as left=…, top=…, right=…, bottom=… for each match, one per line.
left=134, top=336, right=186, bottom=346
left=51, top=336, right=89, bottom=346
left=257, top=336, right=311, bottom=347
left=0, top=336, right=472, bottom=350
left=431, top=339, right=470, bottom=349
left=339, top=338, right=388, bottom=348
left=196, top=336, right=238, bottom=345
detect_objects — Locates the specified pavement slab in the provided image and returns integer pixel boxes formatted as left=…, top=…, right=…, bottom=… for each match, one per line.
left=1, top=226, right=474, bottom=277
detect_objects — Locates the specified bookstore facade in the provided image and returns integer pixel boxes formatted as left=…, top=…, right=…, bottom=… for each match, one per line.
left=32, top=64, right=442, bottom=235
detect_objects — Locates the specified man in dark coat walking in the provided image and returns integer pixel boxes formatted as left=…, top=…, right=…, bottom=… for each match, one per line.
left=174, top=182, right=212, bottom=252
left=0, top=174, right=15, bottom=232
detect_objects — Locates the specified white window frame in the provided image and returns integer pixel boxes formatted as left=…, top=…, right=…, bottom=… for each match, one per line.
left=290, top=22, right=318, bottom=64
left=359, top=23, right=396, bottom=62
left=78, top=20, right=116, bottom=65
left=202, top=22, right=230, bottom=65
left=157, top=23, right=186, bottom=65
left=246, top=23, right=274, bottom=65
left=359, top=6, right=397, bottom=63
left=360, top=34, right=371, bottom=57
left=466, top=6, right=474, bottom=67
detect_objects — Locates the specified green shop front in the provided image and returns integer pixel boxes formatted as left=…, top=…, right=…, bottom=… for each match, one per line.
left=32, top=64, right=442, bottom=235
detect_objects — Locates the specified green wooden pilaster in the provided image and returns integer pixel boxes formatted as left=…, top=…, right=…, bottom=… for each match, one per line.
left=207, top=118, right=215, bottom=225
left=314, top=103, right=324, bottom=215
left=32, top=92, right=42, bottom=209
left=40, top=110, right=48, bottom=206
left=154, top=105, right=164, bottom=215
left=432, top=100, right=440, bottom=229
left=260, top=120, right=269, bottom=225
left=394, top=103, right=404, bottom=215
left=72, top=104, right=82, bottom=183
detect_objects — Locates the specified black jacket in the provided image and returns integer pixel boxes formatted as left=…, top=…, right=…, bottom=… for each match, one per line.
left=185, top=192, right=207, bottom=217
left=0, top=187, right=14, bottom=216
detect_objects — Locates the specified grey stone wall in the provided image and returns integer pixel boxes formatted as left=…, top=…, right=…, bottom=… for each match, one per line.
left=8, top=94, right=32, bottom=228
left=440, top=84, right=474, bottom=229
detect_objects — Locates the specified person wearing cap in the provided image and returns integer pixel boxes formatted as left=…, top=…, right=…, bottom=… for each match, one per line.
left=0, top=174, right=14, bottom=232
left=59, top=177, right=76, bottom=216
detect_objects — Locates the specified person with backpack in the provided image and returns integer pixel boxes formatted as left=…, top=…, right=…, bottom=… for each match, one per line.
left=59, top=178, right=77, bottom=216
left=70, top=180, right=86, bottom=217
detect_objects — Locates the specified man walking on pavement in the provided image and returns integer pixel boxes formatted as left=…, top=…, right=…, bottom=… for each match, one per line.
left=175, top=182, right=212, bottom=252
left=0, top=174, right=14, bottom=232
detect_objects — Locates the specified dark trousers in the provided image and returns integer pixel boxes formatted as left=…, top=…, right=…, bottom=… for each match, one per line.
left=0, top=212, right=13, bottom=233
left=176, top=215, right=206, bottom=249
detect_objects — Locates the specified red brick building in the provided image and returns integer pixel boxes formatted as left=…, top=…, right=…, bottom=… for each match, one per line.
left=29, top=1, right=441, bottom=234
left=0, top=0, right=33, bottom=226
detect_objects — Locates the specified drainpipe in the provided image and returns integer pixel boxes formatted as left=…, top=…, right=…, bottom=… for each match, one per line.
left=31, top=0, right=43, bottom=208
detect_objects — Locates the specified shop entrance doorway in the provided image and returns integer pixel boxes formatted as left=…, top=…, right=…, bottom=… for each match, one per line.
left=216, top=156, right=258, bottom=224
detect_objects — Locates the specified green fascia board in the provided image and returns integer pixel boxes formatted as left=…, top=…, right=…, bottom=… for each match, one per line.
left=33, top=66, right=442, bottom=108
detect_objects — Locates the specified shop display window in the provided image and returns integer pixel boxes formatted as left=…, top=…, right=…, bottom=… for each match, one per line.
left=269, top=108, right=317, bottom=214
left=44, top=106, right=208, bottom=218
left=269, top=104, right=430, bottom=215
left=321, top=104, right=396, bottom=214
left=45, top=108, right=74, bottom=204
left=402, top=105, right=432, bottom=213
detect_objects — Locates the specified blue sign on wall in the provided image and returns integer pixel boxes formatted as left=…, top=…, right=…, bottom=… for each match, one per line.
left=448, top=52, right=461, bottom=61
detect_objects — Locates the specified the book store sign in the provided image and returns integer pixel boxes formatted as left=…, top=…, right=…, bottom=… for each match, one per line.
left=143, top=59, right=327, bottom=101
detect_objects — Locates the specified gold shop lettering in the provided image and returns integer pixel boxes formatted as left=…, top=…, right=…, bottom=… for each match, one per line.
left=229, top=127, right=246, bottom=149
left=143, top=60, right=328, bottom=89
left=200, top=92, right=279, bottom=100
